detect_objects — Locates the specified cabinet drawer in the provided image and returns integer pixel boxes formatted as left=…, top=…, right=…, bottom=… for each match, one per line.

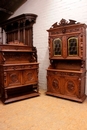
left=47, top=70, right=81, bottom=77
left=3, top=64, right=38, bottom=71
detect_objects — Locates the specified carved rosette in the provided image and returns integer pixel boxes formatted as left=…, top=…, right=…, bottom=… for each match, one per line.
left=65, top=80, right=76, bottom=95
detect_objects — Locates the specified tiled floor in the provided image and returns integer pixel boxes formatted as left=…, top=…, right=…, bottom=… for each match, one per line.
left=0, top=89, right=87, bottom=130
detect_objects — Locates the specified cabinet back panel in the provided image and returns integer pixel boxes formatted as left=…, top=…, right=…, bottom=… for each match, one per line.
left=53, top=60, right=81, bottom=71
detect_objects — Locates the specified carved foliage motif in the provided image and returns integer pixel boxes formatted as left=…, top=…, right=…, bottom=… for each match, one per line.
left=50, top=19, right=80, bottom=35
left=48, top=71, right=81, bottom=77
left=32, top=47, right=37, bottom=62
left=4, top=64, right=38, bottom=72
left=80, top=35, right=83, bottom=58
left=50, top=28, right=80, bottom=35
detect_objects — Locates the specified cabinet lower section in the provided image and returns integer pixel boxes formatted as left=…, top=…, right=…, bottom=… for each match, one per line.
left=1, top=85, right=40, bottom=104
left=46, top=69, right=86, bottom=102
left=0, top=63, right=40, bottom=104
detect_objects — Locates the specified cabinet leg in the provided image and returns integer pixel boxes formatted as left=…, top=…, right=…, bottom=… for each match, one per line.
left=37, top=85, right=39, bottom=93
left=5, top=90, right=8, bottom=99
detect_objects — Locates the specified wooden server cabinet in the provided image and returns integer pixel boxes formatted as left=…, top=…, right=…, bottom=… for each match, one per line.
left=46, top=19, right=86, bottom=102
left=0, top=14, right=40, bottom=103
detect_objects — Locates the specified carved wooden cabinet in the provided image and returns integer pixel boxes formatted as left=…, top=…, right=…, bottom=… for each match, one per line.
left=46, top=19, right=86, bottom=102
left=0, top=14, right=39, bottom=103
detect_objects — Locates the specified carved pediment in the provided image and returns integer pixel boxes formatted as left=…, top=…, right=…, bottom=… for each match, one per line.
left=51, top=18, right=77, bottom=28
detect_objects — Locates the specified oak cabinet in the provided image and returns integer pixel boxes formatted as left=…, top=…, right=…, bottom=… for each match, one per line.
left=46, top=19, right=86, bottom=102
left=0, top=14, right=39, bottom=103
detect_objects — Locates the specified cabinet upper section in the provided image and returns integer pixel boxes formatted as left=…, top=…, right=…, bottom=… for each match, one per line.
left=0, top=14, right=38, bottom=64
left=47, top=19, right=86, bottom=60
left=0, top=13, right=37, bottom=46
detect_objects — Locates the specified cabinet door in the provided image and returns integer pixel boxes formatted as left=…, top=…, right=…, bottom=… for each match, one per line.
left=47, top=70, right=81, bottom=97
left=22, top=69, right=38, bottom=85
left=49, top=37, right=64, bottom=59
left=6, top=71, right=22, bottom=88
left=68, top=37, right=78, bottom=56
left=66, top=36, right=80, bottom=59
left=64, top=76, right=80, bottom=98
left=47, top=71, right=63, bottom=94
left=66, top=34, right=84, bottom=59
left=49, top=34, right=85, bottom=60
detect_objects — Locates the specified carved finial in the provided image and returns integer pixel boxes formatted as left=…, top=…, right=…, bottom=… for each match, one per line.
left=52, top=22, right=58, bottom=28
left=69, top=19, right=76, bottom=24
left=59, top=18, right=68, bottom=26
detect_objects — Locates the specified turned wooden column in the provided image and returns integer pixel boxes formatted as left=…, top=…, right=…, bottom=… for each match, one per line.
left=18, top=21, right=20, bottom=42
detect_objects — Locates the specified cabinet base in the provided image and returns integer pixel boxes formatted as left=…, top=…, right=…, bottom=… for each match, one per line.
left=46, top=91, right=86, bottom=103
left=2, top=91, right=40, bottom=104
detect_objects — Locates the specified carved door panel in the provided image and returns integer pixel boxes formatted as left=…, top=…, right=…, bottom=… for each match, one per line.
left=64, top=76, right=80, bottom=98
left=47, top=72, right=62, bottom=94
left=6, top=71, right=22, bottom=87
left=22, top=69, right=38, bottom=85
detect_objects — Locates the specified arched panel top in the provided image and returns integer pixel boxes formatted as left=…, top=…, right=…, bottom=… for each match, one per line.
left=53, top=38, right=62, bottom=56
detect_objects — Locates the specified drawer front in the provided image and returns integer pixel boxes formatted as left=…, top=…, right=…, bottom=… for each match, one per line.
left=47, top=70, right=81, bottom=77
left=3, top=64, right=38, bottom=71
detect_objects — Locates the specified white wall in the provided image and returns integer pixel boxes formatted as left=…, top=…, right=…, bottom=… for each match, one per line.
left=11, top=0, right=87, bottom=93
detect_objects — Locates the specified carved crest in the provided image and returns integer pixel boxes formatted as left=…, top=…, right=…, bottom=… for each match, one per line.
left=51, top=19, right=77, bottom=28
